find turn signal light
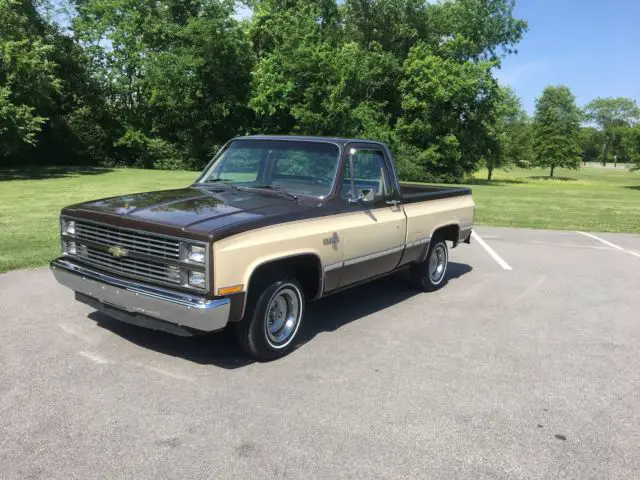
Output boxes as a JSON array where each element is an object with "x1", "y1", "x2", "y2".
[{"x1": 217, "y1": 285, "x2": 244, "y2": 296}]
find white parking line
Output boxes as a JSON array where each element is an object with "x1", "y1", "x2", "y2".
[
  {"x1": 471, "y1": 231, "x2": 513, "y2": 270},
  {"x1": 576, "y1": 231, "x2": 640, "y2": 259}
]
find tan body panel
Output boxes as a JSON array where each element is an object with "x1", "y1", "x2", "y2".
[
  {"x1": 339, "y1": 206, "x2": 407, "y2": 265},
  {"x1": 212, "y1": 194, "x2": 474, "y2": 296},
  {"x1": 404, "y1": 195, "x2": 475, "y2": 243}
]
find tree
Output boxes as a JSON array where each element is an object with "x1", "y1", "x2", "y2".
[
  {"x1": 484, "y1": 86, "x2": 531, "y2": 181},
  {"x1": 250, "y1": 0, "x2": 526, "y2": 181},
  {"x1": 248, "y1": 0, "x2": 404, "y2": 146},
  {"x1": 579, "y1": 127, "x2": 603, "y2": 164},
  {"x1": 2, "y1": 0, "x2": 529, "y2": 176},
  {"x1": 0, "y1": 0, "x2": 60, "y2": 159},
  {"x1": 621, "y1": 124, "x2": 640, "y2": 170},
  {"x1": 584, "y1": 97, "x2": 640, "y2": 166},
  {"x1": 396, "y1": 44, "x2": 501, "y2": 182},
  {"x1": 532, "y1": 85, "x2": 582, "y2": 178},
  {"x1": 73, "y1": 0, "x2": 254, "y2": 169}
]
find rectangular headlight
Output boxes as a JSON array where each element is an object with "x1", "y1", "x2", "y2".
[
  {"x1": 187, "y1": 245, "x2": 206, "y2": 263},
  {"x1": 61, "y1": 218, "x2": 75, "y2": 235},
  {"x1": 63, "y1": 240, "x2": 77, "y2": 255},
  {"x1": 188, "y1": 270, "x2": 206, "y2": 289}
]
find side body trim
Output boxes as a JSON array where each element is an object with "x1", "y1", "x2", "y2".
[
  {"x1": 322, "y1": 245, "x2": 405, "y2": 272},
  {"x1": 321, "y1": 245, "x2": 406, "y2": 294}
]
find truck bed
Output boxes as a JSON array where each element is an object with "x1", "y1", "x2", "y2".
[{"x1": 400, "y1": 184, "x2": 472, "y2": 204}]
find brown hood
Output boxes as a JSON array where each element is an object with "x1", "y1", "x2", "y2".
[{"x1": 62, "y1": 186, "x2": 327, "y2": 241}]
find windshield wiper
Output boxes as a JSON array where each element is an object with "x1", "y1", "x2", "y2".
[
  {"x1": 201, "y1": 178, "x2": 239, "y2": 189},
  {"x1": 242, "y1": 185, "x2": 298, "y2": 201},
  {"x1": 204, "y1": 177, "x2": 234, "y2": 183}
]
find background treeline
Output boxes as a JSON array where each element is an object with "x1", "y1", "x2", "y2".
[{"x1": 1, "y1": 0, "x2": 639, "y2": 182}]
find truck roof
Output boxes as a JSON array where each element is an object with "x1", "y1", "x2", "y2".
[{"x1": 232, "y1": 134, "x2": 388, "y2": 148}]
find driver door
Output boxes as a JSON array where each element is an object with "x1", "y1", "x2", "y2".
[{"x1": 336, "y1": 146, "x2": 407, "y2": 287}]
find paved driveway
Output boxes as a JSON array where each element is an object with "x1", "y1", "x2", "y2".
[{"x1": 1, "y1": 227, "x2": 639, "y2": 479}]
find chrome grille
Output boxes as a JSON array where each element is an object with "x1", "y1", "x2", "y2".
[
  {"x1": 74, "y1": 221, "x2": 180, "y2": 261},
  {"x1": 62, "y1": 218, "x2": 209, "y2": 291},
  {"x1": 77, "y1": 245, "x2": 182, "y2": 285}
]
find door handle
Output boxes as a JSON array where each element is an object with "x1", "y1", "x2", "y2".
[{"x1": 386, "y1": 200, "x2": 401, "y2": 206}]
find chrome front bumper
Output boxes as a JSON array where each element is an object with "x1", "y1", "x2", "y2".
[{"x1": 50, "y1": 258, "x2": 230, "y2": 334}]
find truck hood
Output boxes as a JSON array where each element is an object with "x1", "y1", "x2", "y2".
[{"x1": 62, "y1": 186, "x2": 322, "y2": 240}]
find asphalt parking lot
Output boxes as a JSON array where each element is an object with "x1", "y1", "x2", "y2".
[{"x1": 1, "y1": 226, "x2": 639, "y2": 480}]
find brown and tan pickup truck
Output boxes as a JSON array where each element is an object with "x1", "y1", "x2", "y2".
[{"x1": 51, "y1": 135, "x2": 474, "y2": 360}]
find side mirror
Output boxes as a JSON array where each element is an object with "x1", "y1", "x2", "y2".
[{"x1": 348, "y1": 188, "x2": 375, "y2": 204}]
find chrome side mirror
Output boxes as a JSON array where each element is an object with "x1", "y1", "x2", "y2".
[{"x1": 348, "y1": 189, "x2": 375, "y2": 204}]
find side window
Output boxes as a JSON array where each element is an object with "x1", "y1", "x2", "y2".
[{"x1": 340, "y1": 149, "x2": 392, "y2": 199}]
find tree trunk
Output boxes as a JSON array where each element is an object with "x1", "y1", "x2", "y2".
[
  {"x1": 487, "y1": 167, "x2": 493, "y2": 181},
  {"x1": 550, "y1": 165, "x2": 555, "y2": 178},
  {"x1": 602, "y1": 139, "x2": 608, "y2": 167}
]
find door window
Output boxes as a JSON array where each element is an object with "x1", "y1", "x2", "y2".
[{"x1": 340, "y1": 149, "x2": 392, "y2": 199}]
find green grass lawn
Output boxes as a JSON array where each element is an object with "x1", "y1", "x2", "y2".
[
  {"x1": 0, "y1": 165, "x2": 639, "y2": 273},
  {"x1": 0, "y1": 167, "x2": 197, "y2": 273},
  {"x1": 467, "y1": 166, "x2": 640, "y2": 233}
]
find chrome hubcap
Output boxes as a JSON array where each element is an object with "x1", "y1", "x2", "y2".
[
  {"x1": 429, "y1": 243, "x2": 447, "y2": 284},
  {"x1": 265, "y1": 287, "x2": 301, "y2": 346}
]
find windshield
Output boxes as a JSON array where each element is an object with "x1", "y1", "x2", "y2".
[{"x1": 198, "y1": 139, "x2": 341, "y2": 198}]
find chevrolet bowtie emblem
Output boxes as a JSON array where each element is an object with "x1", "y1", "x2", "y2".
[{"x1": 108, "y1": 245, "x2": 127, "y2": 258}]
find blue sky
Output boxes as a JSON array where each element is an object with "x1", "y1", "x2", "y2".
[{"x1": 496, "y1": 0, "x2": 640, "y2": 114}]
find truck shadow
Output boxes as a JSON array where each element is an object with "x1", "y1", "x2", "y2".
[
  {"x1": 299, "y1": 262, "x2": 472, "y2": 343},
  {"x1": 89, "y1": 261, "x2": 472, "y2": 369},
  {"x1": 89, "y1": 312, "x2": 254, "y2": 369}
]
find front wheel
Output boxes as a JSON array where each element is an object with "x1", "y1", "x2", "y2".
[
  {"x1": 410, "y1": 238, "x2": 449, "y2": 292},
  {"x1": 234, "y1": 275, "x2": 305, "y2": 361}
]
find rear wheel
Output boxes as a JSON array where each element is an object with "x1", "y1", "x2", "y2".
[
  {"x1": 234, "y1": 273, "x2": 305, "y2": 361},
  {"x1": 410, "y1": 238, "x2": 449, "y2": 292}
]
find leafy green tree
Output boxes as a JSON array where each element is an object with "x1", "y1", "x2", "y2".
[
  {"x1": 623, "y1": 124, "x2": 640, "y2": 171},
  {"x1": 532, "y1": 85, "x2": 582, "y2": 178},
  {"x1": 341, "y1": 0, "x2": 434, "y2": 59},
  {"x1": 73, "y1": 0, "x2": 253, "y2": 168},
  {"x1": 0, "y1": 0, "x2": 60, "y2": 158},
  {"x1": 250, "y1": 0, "x2": 525, "y2": 182},
  {"x1": 396, "y1": 43, "x2": 501, "y2": 182},
  {"x1": 584, "y1": 97, "x2": 640, "y2": 166},
  {"x1": 249, "y1": 2, "x2": 400, "y2": 141},
  {"x1": 484, "y1": 86, "x2": 531, "y2": 180},
  {"x1": 0, "y1": 0, "x2": 113, "y2": 165},
  {"x1": 579, "y1": 127, "x2": 603, "y2": 164},
  {"x1": 430, "y1": 0, "x2": 527, "y2": 62},
  {"x1": 1, "y1": 0, "x2": 529, "y2": 177}
]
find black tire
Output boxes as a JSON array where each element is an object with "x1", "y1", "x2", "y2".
[
  {"x1": 234, "y1": 273, "x2": 305, "y2": 361},
  {"x1": 410, "y1": 237, "x2": 449, "y2": 292}
]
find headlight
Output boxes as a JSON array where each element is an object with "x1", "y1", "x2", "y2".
[
  {"x1": 63, "y1": 240, "x2": 77, "y2": 255},
  {"x1": 187, "y1": 244, "x2": 206, "y2": 263},
  {"x1": 188, "y1": 270, "x2": 206, "y2": 288},
  {"x1": 61, "y1": 218, "x2": 75, "y2": 235}
]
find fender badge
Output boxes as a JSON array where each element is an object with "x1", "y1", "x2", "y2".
[{"x1": 323, "y1": 232, "x2": 340, "y2": 249}]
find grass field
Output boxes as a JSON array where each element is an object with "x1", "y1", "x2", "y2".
[
  {"x1": 467, "y1": 166, "x2": 640, "y2": 233},
  {"x1": 0, "y1": 167, "x2": 196, "y2": 273},
  {"x1": 0, "y1": 165, "x2": 639, "y2": 273}
]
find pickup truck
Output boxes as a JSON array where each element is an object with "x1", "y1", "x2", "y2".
[{"x1": 51, "y1": 135, "x2": 474, "y2": 360}]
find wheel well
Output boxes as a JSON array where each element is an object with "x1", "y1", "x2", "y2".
[
  {"x1": 248, "y1": 254, "x2": 322, "y2": 301},
  {"x1": 433, "y1": 224, "x2": 460, "y2": 246}
]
